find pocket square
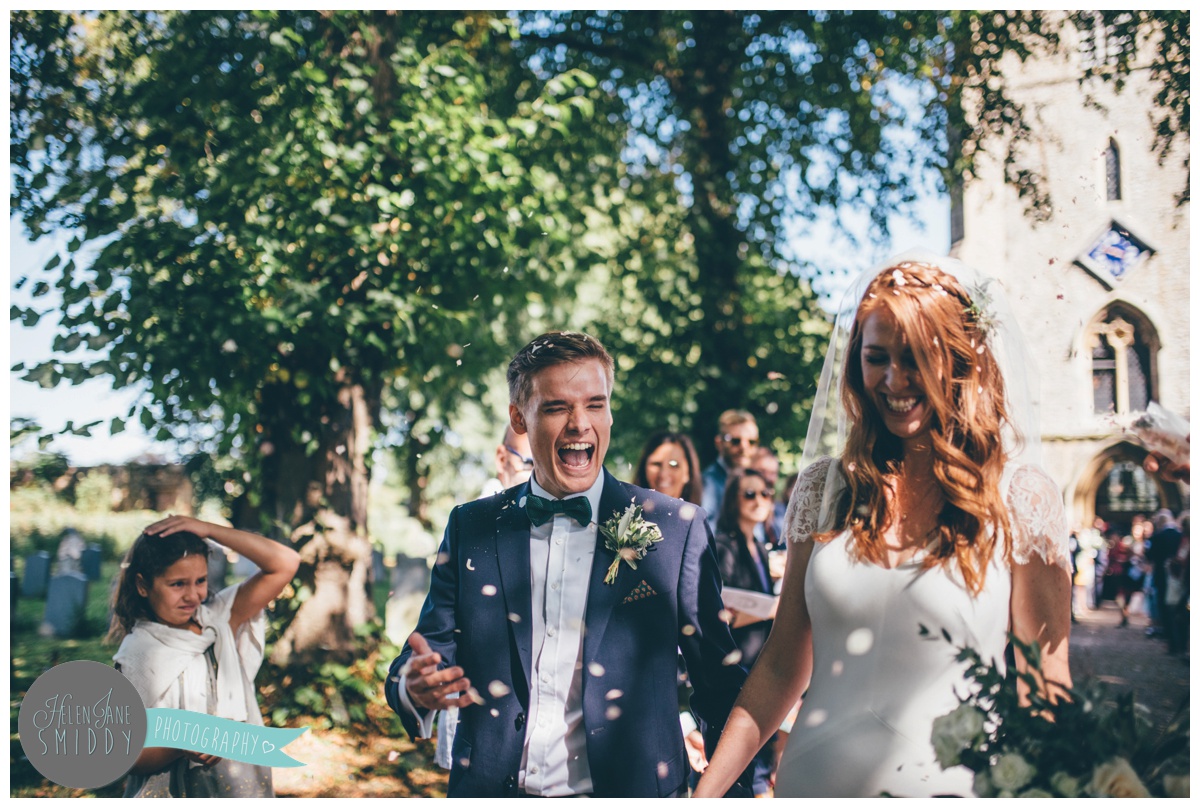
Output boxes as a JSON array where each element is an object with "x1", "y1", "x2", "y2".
[{"x1": 622, "y1": 579, "x2": 658, "y2": 604}]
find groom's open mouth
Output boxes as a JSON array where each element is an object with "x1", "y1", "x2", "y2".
[{"x1": 558, "y1": 442, "x2": 595, "y2": 469}]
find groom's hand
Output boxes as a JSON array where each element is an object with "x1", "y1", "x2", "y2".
[{"x1": 404, "y1": 631, "x2": 475, "y2": 711}]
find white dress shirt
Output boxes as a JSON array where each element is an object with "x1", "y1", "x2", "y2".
[
  {"x1": 518, "y1": 473, "x2": 602, "y2": 796},
  {"x1": 397, "y1": 473, "x2": 604, "y2": 796}
]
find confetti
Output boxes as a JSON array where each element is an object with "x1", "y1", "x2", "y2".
[
  {"x1": 587, "y1": 662, "x2": 605, "y2": 677},
  {"x1": 481, "y1": 584, "x2": 497, "y2": 596},
  {"x1": 488, "y1": 681, "x2": 511, "y2": 698},
  {"x1": 606, "y1": 705, "x2": 622, "y2": 720},
  {"x1": 722, "y1": 649, "x2": 743, "y2": 666},
  {"x1": 605, "y1": 689, "x2": 623, "y2": 701}
]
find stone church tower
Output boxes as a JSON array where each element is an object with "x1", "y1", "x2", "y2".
[{"x1": 952, "y1": 16, "x2": 1190, "y2": 532}]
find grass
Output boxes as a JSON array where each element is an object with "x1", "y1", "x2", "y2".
[{"x1": 10, "y1": 560, "x2": 128, "y2": 797}]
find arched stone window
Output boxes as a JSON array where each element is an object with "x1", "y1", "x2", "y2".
[
  {"x1": 1087, "y1": 303, "x2": 1158, "y2": 415},
  {"x1": 1105, "y1": 138, "x2": 1121, "y2": 201}
]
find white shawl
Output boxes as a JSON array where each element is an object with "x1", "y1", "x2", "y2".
[{"x1": 113, "y1": 581, "x2": 266, "y2": 727}]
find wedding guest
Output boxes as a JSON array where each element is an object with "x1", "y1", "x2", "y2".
[
  {"x1": 110, "y1": 516, "x2": 300, "y2": 797},
  {"x1": 1104, "y1": 536, "x2": 1139, "y2": 618},
  {"x1": 436, "y1": 424, "x2": 536, "y2": 772},
  {"x1": 385, "y1": 331, "x2": 751, "y2": 797},
  {"x1": 1146, "y1": 509, "x2": 1183, "y2": 640},
  {"x1": 751, "y1": 446, "x2": 787, "y2": 547},
  {"x1": 479, "y1": 425, "x2": 534, "y2": 498},
  {"x1": 712, "y1": 467, "x2": 780, "y2": 795},
  {"x1": 695, "y1": 253, "x2": 1072, "y2": 798},
  {"x1": 701, "y1": 409, "x2": 759, "y2": 529},
  {"x1": 632, "y1": 430, "x2": 703, "y2": 505},
  {"x1": 1166, "y1": 513, "x2": 1189, "y2": 656}
]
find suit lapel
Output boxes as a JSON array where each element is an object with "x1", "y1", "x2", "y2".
[
  {"x1": 583, "y1": 471, "x2": 641, "y2": 663},
  {"x1": 495, "y1": 482, "x2": 534, "y2": 694}
]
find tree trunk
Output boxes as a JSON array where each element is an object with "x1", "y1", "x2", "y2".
[{"x1": 269, "y1": 375, "x2": 376, "y2": 667}]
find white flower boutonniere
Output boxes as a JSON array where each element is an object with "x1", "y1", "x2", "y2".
[{"x1": 600, "y1": 502, "x2": 664, "y2": 585}]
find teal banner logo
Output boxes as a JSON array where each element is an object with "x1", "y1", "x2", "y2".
[{"x1": 145, "y1": 708, "x2": 307, "y2": 767}]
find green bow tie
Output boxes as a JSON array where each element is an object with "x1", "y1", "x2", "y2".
[{"x1": 525, "y1": 493, "x2": 592, "y2": 527}]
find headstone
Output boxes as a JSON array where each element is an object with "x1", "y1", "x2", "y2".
[
  {"x1": 390, "y1": 552, "x2": 431, "y2": 596},
  {"x1": 81, "y1": 543, "x2": 103, "y2": 581},
  {"x1": 231, "y1": 553, "x2": 259, "y2": 581},
  {"x1": 39, "y1": 572, "x2": 89, "y2": 638},
  {"x1": 55, "y1": 529, "x2": 87, "y2": 576},
  {"x1": 205, "y1": 540, "x2": 229, "y2": 594},
  {"x1": 22, "y1": 551, "x2": 51, "y2": 598},
  {"x1": 372, "y1": 548, "x2": 386, "y2": 584},
  {"x1": 385, "y1": 553, "x2": 432, "y2": 645}
]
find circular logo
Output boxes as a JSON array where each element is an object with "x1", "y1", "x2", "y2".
[{"x1": 17, "y1": 660, "x2": 148, "y2": 789}]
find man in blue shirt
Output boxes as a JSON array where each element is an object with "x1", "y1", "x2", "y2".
[{"x1": 701, "y1": 409, "x2": 759, "y2": 530}]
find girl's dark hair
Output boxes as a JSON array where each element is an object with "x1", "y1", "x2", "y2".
[
  {"x1": 716, "y1": 467, "x2": 771, "y2": 538},
  {"x1": 106, "y1": 530, "x2": 210, "y2": 643}
]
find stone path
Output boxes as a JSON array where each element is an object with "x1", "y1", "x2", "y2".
[{"x1": 1069, "y1": 596, "x2": 1190, "y2": 735}]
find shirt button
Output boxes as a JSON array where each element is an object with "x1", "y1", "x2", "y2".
[
  {"x1": 555, "y1": 538, "x2": 563, "y2": 545},
  {"x1": 547, "y1": 626, "x2": 557, "y2": 637},
  {"x1": 530, "y1": 765, "x2": 539, "y2": 775},
  {"x1": 541, "y1": 672, "x2": 551, "y2": 683},
  {"x1": 551, "y1": 582, "x2": 560, "y2": 591},
  {"x1": 538, "y1": 715, "x2": 547, "y2": 726}
]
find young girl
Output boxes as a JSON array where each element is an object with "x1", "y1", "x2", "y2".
[{"x1": 109, "y1": 515, "x2": 300, "y2": 798}]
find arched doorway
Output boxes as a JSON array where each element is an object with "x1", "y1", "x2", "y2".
[{"x1": 1073, "y1": 441, "x2": 1184, "y2": 534}]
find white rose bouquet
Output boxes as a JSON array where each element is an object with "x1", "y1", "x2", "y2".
[{"x1": 927, "y1": 627, "x2": 1189, "y2": 798}]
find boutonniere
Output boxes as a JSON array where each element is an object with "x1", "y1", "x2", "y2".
[{"x1": 600, "y1": 502, "x2": 664, "y2": 585}]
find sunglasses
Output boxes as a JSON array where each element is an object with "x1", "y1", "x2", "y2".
[
  {"x1": 505, "y1": 445, "x2": 535, "y2": 469},
  {"x1": 742, "y1": 488, "x2": 774, "y2": 501},
  {"x1": 721, "y1": 434, "x2": 759, "y2": 447}
]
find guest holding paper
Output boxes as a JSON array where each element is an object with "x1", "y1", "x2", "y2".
[
  {"x1": 712, "y1": 467, "x2": 780, "y2": 795},
  {"x1": 108, "y1": 516, "x2": 300, "y2": 797}
]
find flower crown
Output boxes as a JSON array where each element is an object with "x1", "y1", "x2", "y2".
[{"x1": 881, "y1": 263, "x2": 999, "y2": 341}]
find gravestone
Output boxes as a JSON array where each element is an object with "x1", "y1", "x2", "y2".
[
  {"x1": 81, "y1": 543, "x2": 103, "y2": 581},
  {"x1": 205, "y1": 540, "x2": 229, "y2": 594},
  {"x1": 39, "y1": 572, "x2": 89, "y2": 638},
  {"x1": 372, "y1": 548, "x2": 386, "y2": 584},
  {"x1": 385, "y1": 553, "x2": 432, "y2": 644},
  {"x1": 55, "y1": 529, "x2": 86, "y2": 576},
  {"x1": 22, "y1": 551, "x2": 51, "y2": 598}
]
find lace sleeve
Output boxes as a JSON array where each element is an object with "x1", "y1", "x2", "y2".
[
  {"x1": 784, "y1": 456, "x2": 836, "y2": 545},
  {"x1": 1007, "y1": 464, "x2": 1071, "y2": 573}
]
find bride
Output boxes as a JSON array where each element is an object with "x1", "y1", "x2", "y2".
[{"x1": 694, "y1": 253, "x2": 1072, "y2": 798}]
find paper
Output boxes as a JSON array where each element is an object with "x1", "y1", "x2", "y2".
[{"x1": 721, "y1": 587, "x2": 778, "y2": 620}]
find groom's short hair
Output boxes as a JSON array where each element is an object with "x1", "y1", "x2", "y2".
[{"x1": 507, "y1": 331, "x2": 615, "y2": 408}]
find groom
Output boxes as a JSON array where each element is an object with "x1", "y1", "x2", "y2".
[{"x1": 385, "y1": 331, "x2": 750, "y2": 797}]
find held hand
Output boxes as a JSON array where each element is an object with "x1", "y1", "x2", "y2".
[
  {"x1": 1143, "y1": 451, "x2": 1190, "y2": 484},
  {"x1": 144, "y1": 515, "x2": 212, "y2": 540},
  {"x1": 404, "y1": 632, "x2": 475, "y2": 712},
  {"x1": 684, "y1": 728, "x2": 709, "y2": 773}
]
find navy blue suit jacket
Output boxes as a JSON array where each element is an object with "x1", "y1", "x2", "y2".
[{"x1": 385, "y1": 469, "x2": 748, "y2": 797}]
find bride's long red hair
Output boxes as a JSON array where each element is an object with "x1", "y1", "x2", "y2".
[{"x1": 816, "y1": 262, "x2": 1017, "y2": 595}]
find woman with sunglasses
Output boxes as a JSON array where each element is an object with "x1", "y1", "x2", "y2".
[{"x1": 712, "y1": 467, "x2": 781, "y2": 795}]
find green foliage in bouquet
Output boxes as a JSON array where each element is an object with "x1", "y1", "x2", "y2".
[{"x1": 924, "y1": 625, "x2": 1189, "y2": 797}]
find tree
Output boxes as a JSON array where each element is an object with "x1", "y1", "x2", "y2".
[
  {"x1": 10, "y1": 10, "x2": 609, "y2": 665},
  {"x1": 519, "y1": 10, "x2": 1189, "y2": 461}
]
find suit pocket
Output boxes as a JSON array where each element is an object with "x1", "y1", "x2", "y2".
[{"x1": 655, "y1": 747, "x2": 688, "y2": 797}]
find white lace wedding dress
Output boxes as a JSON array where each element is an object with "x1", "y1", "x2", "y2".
[{"x1": 772, "y1": 456, "x2": 1070, "y2": 798}]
